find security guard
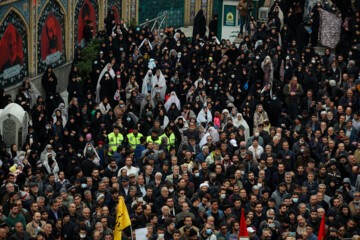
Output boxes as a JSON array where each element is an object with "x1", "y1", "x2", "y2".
[
  {"x1": 160, "y1": 127, "x2": 176, "y2": 151},
  {"x1": 108, "y1": 125, "x2": 124, "y2": 156},
  {"x1": 146, "y1": 129, "x2": 162, "y2": 145},
  {"x1": 127, "y1": 128, "x2": 143, "y2": 150}
]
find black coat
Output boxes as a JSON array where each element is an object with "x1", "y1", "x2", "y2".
[{"x1": 193, "y1": 10, "x2": 207, "y2": 39}]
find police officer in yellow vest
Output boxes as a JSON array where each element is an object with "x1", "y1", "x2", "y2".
[
  {"x1": 146, "y1": 129, "x2": 162, "y2": 145},
  {"x1": 108, "y1": 125, "x2": 124, "y2": 156},
  {"x1": 127, "y1": 128, "x2": 143, "y2": 150},
  {"x1": 160, "y1": 127, "x2": 176, "y2": 151}
]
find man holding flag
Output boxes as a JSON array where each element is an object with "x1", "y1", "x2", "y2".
[
  {"x1": 317, "y1": 212, "x2": 326, "y2": 240},
  {"x1": 114, "y1": 196, "x2": 131, "y2": 240}
]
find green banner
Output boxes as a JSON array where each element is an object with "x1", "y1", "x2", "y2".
[{"x1": 223, "y1": 5, "x2": 236, "y2": 26}]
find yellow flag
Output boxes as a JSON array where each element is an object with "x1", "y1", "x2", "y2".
[{"x1": 114, "y1": 197, "x2": 131, "y2": 240}]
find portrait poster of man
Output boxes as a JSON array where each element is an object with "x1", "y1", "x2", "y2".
[
  {"x1": 40, "y1": 13, "x2": 63, "y2": 61},
  {"x1": 77, "y1": 0, "x2": 96, "y2": 44},
  {"x1": 0, "y1": 23, "x2": 23, "y2": 74}
]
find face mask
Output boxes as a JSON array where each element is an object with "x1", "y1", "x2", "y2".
[
  {"x1": 195, "y1": 172, "x2": 200, "y2": 177},
  {"x1": 117, "y1": 75, "x2": 120, "y2": 78},
  {"x1": 231, "y1": 75, "x2": 235, "y2": 78},
  {"x1": 255, "y1": 132, "x2": 260, "y2": 137},
  {"x1": 312, "y1": 60, "x2": 316, "y2": 64},
  {"x1": 293, "y1": 198, "x2": 298, "y2": 203},
  {"x1": 300, "y1": 149, "x2": 304, "y2": 153},
  {"x1": 160, "y1": 33, "x2": 164, "y2": 36},
  {"x1": 120, "y1": 105, "x2": 124, "y2": 108},
  {"x1": 332, "y1": 8, "x2": 336, "y2": 10},
  {"x1": 206, "y1": 229, "x2": 212, "y2": 235},
  {"x1": 136, "y1": 27, "x2": 140, "y2": 31},
  {"x1": 256, "y1": 56, "x2": 260, "y2": 60},
  {"x1": 169, "y1": 188, "x2": 174, "y2": 193},
  {"x1": 138, "y1": 197, "x2": 143, "y2": 202},
  {"x1": 269, "y1": 223, "x2": 275, "y2": 228},
  {"x1": 77, "y1": 153, "x2": 81, "y2": 158},
  {"x1": 299, "y1": 141, "x2": 304, "y2": 144},
  {"x1": 257, "y1": 183, "x2": 262, "y2": 188},
  {"x1": 272, "y1": 97, "x2": 277, "y2": 100},
  {"x1": 50, "y1": 96, "x2": 54, "y2": 100},
  {"x1": 158, "y1": 234, "x2": 164, "y2": 238},
  {"x1": 177, "y1": 43, "x2": 180, "y2": 47},
  {"x1": 88, "y1": 147, "x2": 92, "y2": 151},
  {"x1": 80, "y1": 234, "x2": 86, "y2": 238},
  {"x1": 221, "y1": 194, "x2": 226, "y2": 199},
  {"x1": 81, "y1": 184, "x2": 87, "y2": 188},
  {"x1": 240, "y1": 170, "x2": 245, "y2": 175},
  {"x1": 127, "y1": 118, "x2": 131, "y2": 121}
]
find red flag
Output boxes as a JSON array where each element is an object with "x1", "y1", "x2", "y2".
[
  {"x1": 317, "y1": 213, "x2": 326, "y2": 240},
  {"x1": 238, "y1": 208, "x2": 248, "y2": 238}
]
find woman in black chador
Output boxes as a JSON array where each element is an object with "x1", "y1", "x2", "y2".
[{"x1": 193, "y1": 10, "x2": 206, "y2": 39}]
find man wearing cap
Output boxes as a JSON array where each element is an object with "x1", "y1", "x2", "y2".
[
  {"x1": 127, "y1": 128, "x2": 143, "y2": 150},
  {"x1": 271, "y1": 182, "x2": 288, "y2": 208},
  {"x1": 107, "y1": 125, "x2": 124, "y2": 156},
  {"x1": 146, "y1": 129, "x2": 162, "y2": 145}
]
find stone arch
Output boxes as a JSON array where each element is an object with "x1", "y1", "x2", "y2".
[
  {"x1": 37, "y1": 0, "x2": 67, "y2": 23},
  {"x1": 0, "y1": 7, "x2": 30, "y2": 33}
]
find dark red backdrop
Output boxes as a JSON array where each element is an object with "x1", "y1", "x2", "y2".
[
  {"x1": 77, "y1": 0, "x2": 96, "y2": 43},
  {"x1": 0, "y1": 23, "x2": 23, "y2": 72},
  {"x1": 41, "y1": 13, "x2": 63, "y2": 61}
]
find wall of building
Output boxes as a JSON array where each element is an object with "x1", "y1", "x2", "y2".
[{"x1": 0, "y1": 0, "x2": 214, "y2": 98}]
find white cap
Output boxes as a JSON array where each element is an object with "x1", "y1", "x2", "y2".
[
  {"x1": 247, "y1": 227, "x2": 255, "y2": 233},
  {"x1": 199, "y1": 183, "x2": 209, "y2": 189},
  {"x1": 230, "y1": 139, "x2": 238, "y2": 147}
]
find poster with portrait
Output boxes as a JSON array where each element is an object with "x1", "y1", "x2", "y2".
[
  {"x1": 40, "y1": 14, "x2": 63, "y2": 61},
  {"x1": 37, "y1": 1, "x2": 66, "y2": 74},
  {"x1": 108, "y1": 0, "x2": 122, "y2": 24},
  {"x1": 0, "y1": 11, "x2": 28, "y2": 88},
  {"x1": 75, "y1": 0, "x2": 98, "y2": 46}
]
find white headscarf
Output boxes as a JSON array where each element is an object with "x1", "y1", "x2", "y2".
[
  {"x1": 142, "y1": 70, "x2": 153, "y2": 95},
  {"x1": 151, "y1": 69, "x2": 167, "y2": 100},
  {"x1": 164, "y1": 91, "x2": 181, "y2": 111},
  {"x1": 197, "y1": 107, "x2": 213, "y2": 125},
  {"x1": 83, "y1": 143, "x2": 100, "y2": 165},
  {"x1": 233, "y1": 113, "x2": 250, "y2": 140},
  {"x1": 139, "y1": 38, "x2": 153, "y2": 50},
  {"x1": 96, "y1": 64, "x2": 115, "y2": 103},
  {"x1": 208, "y1": 126, "x2": 220, "y2": 143}
]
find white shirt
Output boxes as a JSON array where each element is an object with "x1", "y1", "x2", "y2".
[{"x1": 118, "y1": 166, "x2": 138, "y2": 177}]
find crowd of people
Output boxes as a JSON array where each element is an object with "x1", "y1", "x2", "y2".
[{"x1": 0, "y1": 0, "x2": 360, "y2": 239}]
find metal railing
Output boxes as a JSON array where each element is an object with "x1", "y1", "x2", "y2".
[{"x1": 139, "y1": 11, "x2": 168, "y2": 32}]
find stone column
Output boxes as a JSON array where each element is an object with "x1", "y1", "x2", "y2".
[
  {"x1": 29, "y1": 0, "x2": 36, "y2": 77},
  {"x1": 65, "y1": 0, "x2": 71, "y2": 61}
]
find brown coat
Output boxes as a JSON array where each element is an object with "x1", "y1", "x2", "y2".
[
  {"x1": 26, "y1": 221, "x2": 46, "y2": 238},
  {"x1": 237, "y1": 0, "x2": 253, "y2": 16}
]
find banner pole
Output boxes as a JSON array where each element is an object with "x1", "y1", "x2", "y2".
[{"x1": 130, "y1": 225, "x2": 134, "y2": 240}]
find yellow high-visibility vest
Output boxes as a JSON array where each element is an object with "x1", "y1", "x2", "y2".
[
  {"x1": 108, "y1": 132, "x2": 124, "y2": 156},
  {"x1": 127, "y1": 132, "x2": 143, "y2": 149}
]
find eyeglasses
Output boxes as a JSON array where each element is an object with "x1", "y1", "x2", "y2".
[{"x1": 221, "y1": 228, "x2": 227, "y2": 231}]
